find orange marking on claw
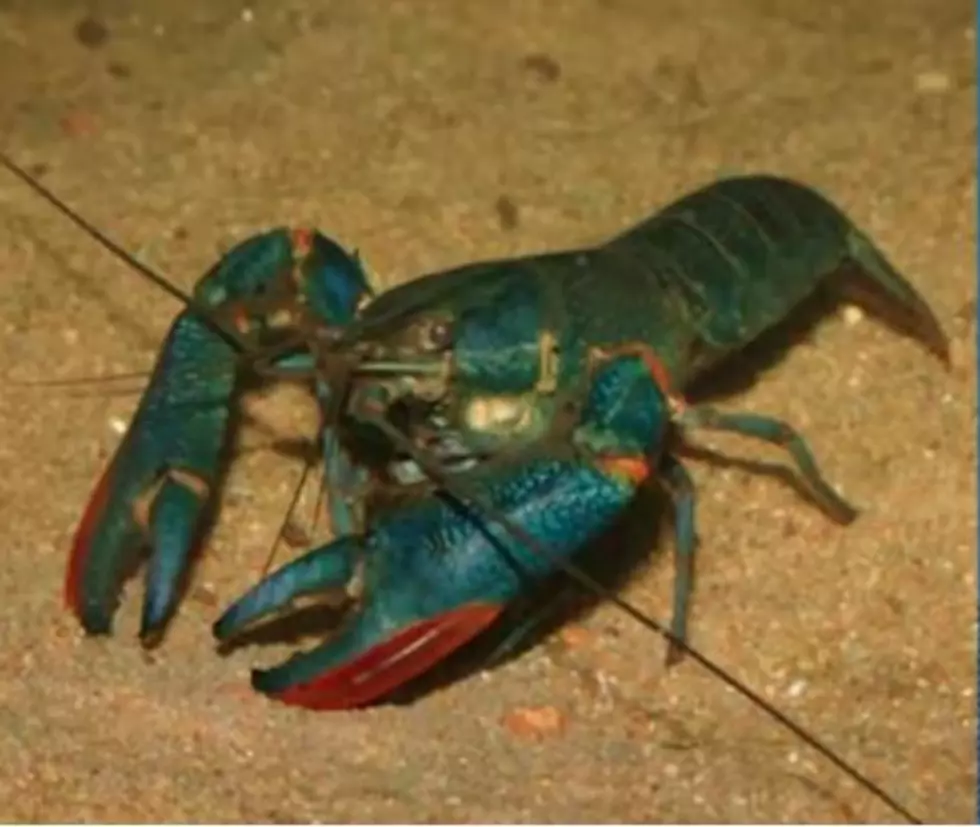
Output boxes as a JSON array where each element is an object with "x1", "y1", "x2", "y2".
[
  {"x1": 595, "y1": 342, "x2": 686, "y2": 413},
  {"x1": 597, "y1": 455, "x2": 651, "y2": 485},
  {"x1": 290, "y1": 227, "x2": 314, "y2": 259},
  {"x1": 289, "y1": 228, "x2": 314, "y2": 292}
]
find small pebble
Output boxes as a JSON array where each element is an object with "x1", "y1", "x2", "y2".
[
  {"x1": 954, "y1": 296, "x2": 976, "y2": 322},
  {"x1": 281, "y1": 520, "x2": 312, "y2": 548},
  {"x1": 842, "y1": 304, "x2": 864, "y2": 326},
  {"x1": 74, "y1": 15, "x2": 109, "y2": 49},
  {"x1": 521, "y1": 53, "x2": 562, "y2": 83},
  {"x1": 559, "y1": 625, "x2": 592, "y2": 650},
  {"x1": 786, "y1": 678, "x2": 807, "y2": 698},
  {"x1": 191, "y1": 584, "x2": 219, "y2": 607},
  {"x1": 915, "y1": 70, "x2": 951, "y2": 93},
  {"x1": 494, "y1": 195, "x2": 520, "y2": 230},
  {"x1": 502, "y1": 705, "x2": 566, "y2": 740},
  {"x1": 60, "y1": 110, "x2": 97, "y2": 138},
  {"x1": 241, "y1": 8, "x2": 255, "y2": 23},
  {"x1": 107, "y1": 61, "x2": 132, "y2": 79},
  {"x1": 948, "y1": 338, "x2": 969, "y2": 372},
  {"x1": 108, "y1": 416, "x2": 127, "y2": 435}
]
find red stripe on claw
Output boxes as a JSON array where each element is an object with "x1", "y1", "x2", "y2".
[
  {"x1": 64, "y1": 459, "x2": 116, "y2": 615},
  {"x1": 276, "y1": 603, "x2": 504, "y2": 711}
]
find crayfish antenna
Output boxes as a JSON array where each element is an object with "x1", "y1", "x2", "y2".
[
  {"x1": 258, "y1": 444, "x2": 320, "y2": 578},
  {"x1": 0, "y1": 150, "x2": 245, "y2": 353},
  {"x1": 365, "y1": 413, "x2": 924, "y2": 826}
]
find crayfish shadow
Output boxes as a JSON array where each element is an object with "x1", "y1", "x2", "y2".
[{"x1": 382, "y1": 485, "x2": 669, "y2": 708}]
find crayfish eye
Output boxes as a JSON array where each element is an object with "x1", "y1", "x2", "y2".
[
  {"x1": 419, "y1": 318, "x2": 453, "y2": 351},
  {"x1": 199, "y1": 284, "x2": 228, "y2": 306}
]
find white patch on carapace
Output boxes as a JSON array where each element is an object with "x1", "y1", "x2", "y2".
[{"x1": 463, "y1": 395, "x2": 533, "y2": 435}]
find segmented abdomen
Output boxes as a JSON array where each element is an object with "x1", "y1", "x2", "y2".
[{"x1": 546, "y1": 176, "x2": 856, "y2": 388}]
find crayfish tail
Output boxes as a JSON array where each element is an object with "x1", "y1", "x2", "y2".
[{"x1": 842, "y1": 230, "x2": 951, "y2": 367}]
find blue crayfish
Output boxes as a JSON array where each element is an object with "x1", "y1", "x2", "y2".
[
  {"x1": 2, "y1": 154, "x2": 946, "y2": 824},
  {"x1": 213, "y1": 174, "x2": 948, "y2": 707}
]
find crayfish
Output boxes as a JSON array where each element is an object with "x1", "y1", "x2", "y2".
[{"x1": 3, "y1": 154, "x2": 947, "y2": 824}]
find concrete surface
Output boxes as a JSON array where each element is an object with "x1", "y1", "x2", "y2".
[{"x1": 0, "y1": 0, "x2": 975, "y2": 822}]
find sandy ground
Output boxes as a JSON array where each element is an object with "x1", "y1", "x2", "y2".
[{"x1": 0, "y1": 0, "x2": 975, "y2": 822}]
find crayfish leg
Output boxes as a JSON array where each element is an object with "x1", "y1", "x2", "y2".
[
  {"x1": 252, "y1": 603, "x2": 503, "y2": 711},
  {"x1": 677, "y1": 405, "x2": 859, "y2": 525},
  {"x1": 660, "y1": 456, "x2": 697, "y2": 667}
]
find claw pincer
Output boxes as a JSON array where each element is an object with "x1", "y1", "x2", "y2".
[
  {"x1": 67, "y1": 228, "x2": 373, "y2": 640},
  {"x1": 214, "y1": 355, "x2": 667, "y2": 708}
]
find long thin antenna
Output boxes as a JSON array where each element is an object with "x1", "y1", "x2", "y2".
[
  {"x1": 260, "y1": 455, "x2": 318, "y2": 577},
  {"x1": 8, "y1": 370, "x2": 154, "y2": 388},
  {"x1": 0, "y1": 151, "x2": 245, "y2": 352},
  {"x1": 2, "y1": 147, "x2": 922, "y2": 824},
  {"x1": 366, "y1": 413, "x2": 923, "y2": 825}
]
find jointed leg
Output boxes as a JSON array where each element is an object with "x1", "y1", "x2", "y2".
[
  {"x1": 677, "y1": 405, "x2": 858, "y2": 524},
  {"x1": 659, "y1": 455, "x2": 697, "y2": 666}
]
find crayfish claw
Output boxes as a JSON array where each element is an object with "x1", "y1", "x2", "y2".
[
  {"x1": 213, "y1": 537, "x2": 359, "y2": 641},
  {"x1": 69, "y1": 481, "x2": 145, "y2": 636},
  {"x1": 65, "y1": 303, "x2": 244, "y2": 637},
  {"x1": 249, "y1": 602, "x2": 503, "y2": 711},
  {"x1": 139, "y1": 472, "x2": 210, "y2": 641},
  {"x1": 62, "y1": 225, "x2": 374, "y2": 641}
]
